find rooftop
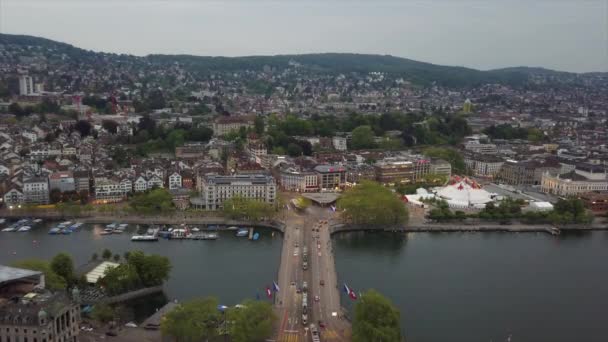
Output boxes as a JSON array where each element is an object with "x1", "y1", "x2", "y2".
[{"x1": 0, "y1": 265, "x2": 42, "y2": 286}]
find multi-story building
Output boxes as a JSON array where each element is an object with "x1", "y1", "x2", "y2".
[
  {"x1": 464, "y1": 141, "x2": 498, "y2": 154},
  {"x1": 541, "y1": 164, "x2": 608, "y2": 197},
  {"x1": 168, "y1": 172, "x2": 183, "y2": 190},
  {"x1": 247, "y1": 142, "x2": 267, "y2": 157},
  {"x1": 199, "y1": 174, "x2": 276, "y2": 210},
  {"x1": 429, "y1": 159, "x2": 452, "y2": 178},
  {"x1": 94, "y1": 178, "x2": 127, "y2": 203},
  {"x1": 0, "y1": 265, "x2": 81, "y2": 342},
  {"x1": 332, "y1": 136, "x2": 347, "y2": 151},
  {"x1": 23, "y1": 177, "x2": 50, "y2": 204},
  {"x1": 18, "y1": 75, "x2": 34, "y2": 95},
  {"x1": 464, "y1": 153, "x2": 504, "y2": 178},
  {"x1": 374, "y1": 159, "x2": 414, "y2": 185},
  {"x1": 147, "y1": 175, "x2": 164, "y2": 189},
  {"x1": 73, "y1": 170, "x2": 90, "y2": 195},
  {"x1": 498, "y1": 158, "x2": 561, "y2": 186},
  {"x1": 3, "y1": 187, "x2": 24, "y2": 207},
  {"x1": 579, "y1": 192, "x2": 608, "y2": 213},
  {"x1": 49, "y1": 171, "x2": 76, "y2": 193},
  {"x1": 134, "y1": 176, "x2": 148, "y2": 192},
  {"x1": 212, "y1": 116, "x2": 253, "y2": 136},
  {"x1": 314, "y1": 164, "x2": 347, "y2": 190},
  {"x1": 346, "y1": 164, "x2": 376, "y2": 185},
  {"x1": 175, "y1": 144, "x2": 206, "y2": 159},
  {"x1": 279, "y1": 167, "x2": 319, "y2": 192}
]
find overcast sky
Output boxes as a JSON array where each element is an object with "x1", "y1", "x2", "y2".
[{"x1": 1, "y1": 0, "x2": 606, "y2": 72}]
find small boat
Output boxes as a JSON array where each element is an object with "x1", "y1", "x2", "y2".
[
  {"x1": 61, "y1": 229, "x2": 72, "y2": 235},
  {"x1": 207, "y1": 225, "x2": 219, "y2": 231},
  {"x1": 191, "y1": 227, "x2": 200, "y2": 232},
  {"x1": 60, "y1": 221, "x2": 72, "y2": 226},
  {"x1": 106, "y1": 223, "x2": 117, "y2": 229},
  {"x1": 33, "y1": 219, "x2": 43, "y2": 224},
  {"x1": 203, "y1": 232, "x2": 218, "y2": 240},
  {"x1": 131, "y1": 235, "x2": 158, "y2": 242},
  {"x1": 48, "y1": 227, "x2": 61, "y2": 235},
  {"x1": 0, "y1": 218, "x2": 5, "y2": 225},
  {"x1": 170, "y1": 228, "x2": 188, "y2": 239},
  {"x1": 118, "y1": 223, "x2": 129, "y2": 230},
  {"x1": 2, "y1": 227, "x2": 15, "y2": 232},
  {"x1": 252, "y1": 232, "x2": 260, "y2": 241},
  {"x1": 236, "y1": 228, "x2": 249, "y2": 237},
  {"x1": 227, "y1": 226, "x2": 239, "y2": 231},
  {"x1": 69, "y1": 222, "x2": 84, "y2": 230},
  {"x1": 17, "y1": 226, "x2": 32, "y2": 232}
]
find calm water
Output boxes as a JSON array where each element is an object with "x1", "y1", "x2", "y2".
[
  {"x1": 0, "y1": 223, "x2": 282, "y2": 307},
  {"x1": 333, "y1": 231, "x2": 608, "y2": 342}
]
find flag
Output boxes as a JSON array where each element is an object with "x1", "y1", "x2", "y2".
[
  {"x1": 273, "y1": 281, "x2": 280, "y2": 292},
  {"x1": 266, "y1": 286, "x2": 272, "y2": 298},
  {"x1": 343, "y1": 283, "x2": 357, "y2": 300}
]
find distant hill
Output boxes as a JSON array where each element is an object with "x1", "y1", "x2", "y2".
[{"x1": 0, "y1": 33, "x2": 575, "y2": 88}]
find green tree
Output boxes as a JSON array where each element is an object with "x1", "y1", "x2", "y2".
[
  {"x1": 222, "y1": 196, "x2": 275, "y2": 221},
  {"x1": 130, "y1": 188, "x2": 174, "y2": 214},
  {"x1": 254, "y1": 116, "x2": 265, "y2": 135},
  {"x1": 92, "y1": 303, "x2": 115, "y2": 323},
  {"x1": 50, "y1": 253, "x2": 75, "y2": 286},
  {"x1": 99, "y1": 263, "x2": 141, "y2": 295},
  {"x1": 127, "y1": 251, "x2": 171, "y2": 287},
  {"x1": 230, "y1": 300, "x2": 276, "y2": 342},
  {"x1": 11, "y1": 259, "x2": 67, "y2": 290},
  {"x1": 161, "y1": 297, "x2": 221, "y2": 341},
  {"x1": 353, "y1": 289, "x2": 402, "y2": 342},
  {"x1": 338, "y1": 181, "x2": 408, "y2": 226},
  {"x1": 286, "y1": 143, "x2": 303, "y2": 157},
  {"x1": 102, "y1": 249, "x2": 112, "y2": 260},
  {"x1": 350, "y1": 125, "x2": 376, "y2": 150}
]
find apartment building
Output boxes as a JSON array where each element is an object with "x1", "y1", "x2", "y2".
[{"x1": 200, "y1": 174, "x2": 276, "y2": 210}]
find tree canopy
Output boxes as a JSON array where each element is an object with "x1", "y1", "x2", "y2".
[
  {"x1": 99, "y1": 250, "x2": 171, "y2": 295},
  {"x1": 338, "y1": 181, "x2": 408, "y2": 227},
  {"x1": 350, "y1": 125, "x2": 376, "y2": 150},
  {"x1": 229, "y1": 300, "x2": 276, "y2": 342},
  {"x1": 50, "y1": 253, "x2": 75, "y2": 287},
  {"x1": 353, "y1": 289, "x2": 402, "y2": 342},
  {"x1": 129, "y1": 188, "x2": 174, "y2": 214},
  {"x1": 12, "y1": 258, "x2": 67, "y2": 290},
  {"x1": 161, "y1": 297, "x2": 221, "y2": 341},
  {"x1": 222, "y1": 196, "x2": 275, "y2": 221}
]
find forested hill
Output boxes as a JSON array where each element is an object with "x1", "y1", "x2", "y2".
[{"x1": 0, "y1": 33, "x2": 574, "y2": 87}]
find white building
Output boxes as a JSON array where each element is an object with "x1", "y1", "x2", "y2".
[
  {"x1": 212, "y1": 116, "x2": 253, "y2": 136},
  {"x1": 464, "y1": 153, "x2": 504, "y2": 178},
  {"x1": 147, "y1": 175, "x2": 164, "y2": 189},
  {"x1": 3, "y1": 188, "x2": 24, "y2": 207},
  {"x1": 19, "y1": 75, "x2": 34, "y2": 96},
  {"x1": 168, "y1": 172, "x2": 182, "y2": 190},
  {"x1": 23, "y1": 177, "x2": 50, "y2": 204},
  {"x1": 134, "y1": 176, "x2": 148, "y2": 192},
  {"x1": 94, "y1": 179, "x2": 127, "y2": 203},
  {"x1": 200, "y1": 174, "x2": 276, "y2": 210},
  {"x1": 464, "y1": 141, "x2": 498, "y2": 154},
  {"x1": 332, "y1": 136, "x2": 347, "y2": 151},
  {"x1": 279, "y1": 167, "x2": 319, "y2": 192}
]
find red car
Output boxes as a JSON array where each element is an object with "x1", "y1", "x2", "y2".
[{"x1": 318, "y1": 320, "x2": 326, "y2": 329}]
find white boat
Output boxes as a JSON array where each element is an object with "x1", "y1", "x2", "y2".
[
  {"x1": 17, "y1": 226, "x2": 31, "y2": 232},
  {"x1": 60, "y1": 221, "x2": 72, "y2": 226},
  {"x1": 191, "y1": 227, "x2": 200, "y2": 232},
  {"x1": 106, "y1": 223, "x2": 117, "y2": 229},
  {"x1": 33, "y1": 219, "x2": 43, "y2": 224},
  {"x1": 117, "y1": 224, "x2": 128, "y2": 230},
  {"x1": 236, "y1": 228, "x2": 249, "y2": 237},
  {"x1": 2, "y1": 227, "x2": 15, "y2": 232},
  {"x1": 0, "y1": 218, "x2": 6, "y2": 225},
  {"x1": 227, "y1": 226, "x2": 239, "y2": 230},
  {"x1": 70, "y1": 222, "x2": 84, "y2": 229},
  {"x1": 131, "y1": 235, "x2": 158, "y2": 242}
]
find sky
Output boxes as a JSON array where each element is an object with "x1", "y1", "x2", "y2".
[{"x1": 0, "y1": 0, "x2": 606, "y2": 73}]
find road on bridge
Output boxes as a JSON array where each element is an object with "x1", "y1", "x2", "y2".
[{"x1": 273, "y1": 205, "x2": 351, "y2": 342}]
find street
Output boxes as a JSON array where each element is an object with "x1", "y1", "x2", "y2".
[{"x1": 274, "y1": 205, "x2": 350, "y2": 342}]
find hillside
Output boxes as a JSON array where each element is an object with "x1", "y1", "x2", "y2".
[{"x1": 0, "y1": 33, "x2": 573, "y2": 88}]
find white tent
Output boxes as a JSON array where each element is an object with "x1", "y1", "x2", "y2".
[{"x1": 435, "y1": 179, "x2": 495, "y2": 209}]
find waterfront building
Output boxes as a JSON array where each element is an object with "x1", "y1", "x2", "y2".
[
  {"x1": 23, "y1": 177, "x2": 50, "y2": 205},
  {"x1": 579, "y1": 192, "x2": 608, "y2": 213},
  {"x1": 464, "y1": 141, "x2": 498, "y2": 154},
  {"x1": 3, "y1": 187, "x2": 24, "y2": 207},
  {"x1": 374, "y1": 159, "x2": 414, "y2": 185},
  {"x1": 94, "y1": 178, "x2": 127, "y2": 203},
  {"x1": 49, "y1": 171, "x2": 76, "y2": 193},
  {"x1": 73, "y1": 170, "x2": 91, "y2": 196},
  {"x1": 541, "y1": 163, "x2": 608, "y2": 197},
  {"x1": 199, "y1": 174, "x2": 276, "y2": 210},
  {"x1": 168, "y1": 172, "x2": 183, "y2": 190},
  {"x1": 332, "y1": 136, "x2": 347, "y2": 151},
  {"x1": 0, "y1": 265, "x2": 81, "y2": 342},
  {"x1": 429, "y1": 159, "x2": 452, "y2": 178}
]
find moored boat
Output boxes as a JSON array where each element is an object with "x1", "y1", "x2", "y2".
[
  {"x1": 131, "y1": 235, "x2": 158, "y2": 242},
  {"x1": 236, "y1": 228, "x2": 249, "y2": 237},
  {"x1": 17, "y1": 226, "x2": 32, "y2": 232}
]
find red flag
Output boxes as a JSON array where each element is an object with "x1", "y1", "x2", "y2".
[{"x1": 266, "y1": 286, "x2": 272, "y2": 298}]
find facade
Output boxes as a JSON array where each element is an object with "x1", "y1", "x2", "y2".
[
  {"x1": 374, "y1": 159, "x2": 414, "y2": 185},
  {"x1": 429, "y1": 159, "x2": 452, "y2": 178},
  {"x1": 147, "y1": 175, "x2": 164, "y2": 189},
  {"x1": 332, "y1": 137, "x2": 347, "y2": 151},
  {"x1": 200, "y1": 174, "x2": 276, "y2": 210},
  {"x1": 73, "y1": 170, "x2": 90, "y2": 195},
  {"x1": 541, "y1": 164, "x2": 608, "y2": 197},
  {"x1": 23, "y1": 177, "x2": 50, "y2": 205},
  {"x1": 212, "y1": 116, "x2": 253, "y2": 136},
  {"x1": 94, "y1": 179, "x2": 127, "y2": 203},
  {"x1": 579, "y1": 192, "x2": 608, "y2": 213},
  {"x1": 0, "y1": 265, "x2": 80, "y2": 342},
  {"x1": 314, "y1": 165, "x2": 347, "y2": 190},
  {"x1": 464, "y1": 141, "x2": 498, "y2": 154},
  {"x1": 279, "y1": 167, "x2": 319, "y2": 192},
  {"x1": 464, "y1": 153, "x2": 504, "y2": 178},
  {"x1": 3, "y1": 188, "x2": 24, "y2": 207},
  {"x1": 168, "y1": 172, "x2": 183, "y2": 190},
  {"x1": 175, "y1": 144, "x2": 206, "y2": 159},
  {"x1": 247, "y1": 142, "x2": 267, "y2": 157},
  {"x1": 49, "y1": 171, "x2": 76, "y2": 193},
  {"x1": 18, "y1": 75, "x2": 34, "y2": 96},
  {"x1": 498, "y1": 159, "x2": 561, "y2": 186},
  {"x1": 134, "y1": 176, "x2": 148, "y2": 192}
]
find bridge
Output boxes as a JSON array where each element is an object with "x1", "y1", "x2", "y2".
[{"x1": 273, "y1": 206, "x2": 351, "y2": 342}]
